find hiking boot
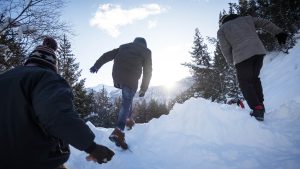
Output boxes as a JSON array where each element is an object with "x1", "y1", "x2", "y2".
[
  {"x1": 250, "y1": 105, "x2": 265, "y2": 121},
  {"x1": 109, "y1": 128, "x2": 128, "y2": 150},
  {"x1": 125, "y1": 118, "x2": 135, "y2": 130}
]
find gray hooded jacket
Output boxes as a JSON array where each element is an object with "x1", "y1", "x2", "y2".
[{"x1": 217, "y1": 15, "x2": 282, "y2": 65}]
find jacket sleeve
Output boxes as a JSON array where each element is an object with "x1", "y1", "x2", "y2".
[
  {"x1": 93, "y1": 48, "x2": 119, "y2": 70},
  {"x1": 140, "y1": 50, "x2": 152, "y2": 92},
  {"x1": 252, "y1": 17, "x2": 283, "y2": 35},
  {"x1": 217, "y1": 29, "x2": 233, "y2": 64},
  {"x1": 31, "y1": 71, "x2": 95, "y2": 151}
]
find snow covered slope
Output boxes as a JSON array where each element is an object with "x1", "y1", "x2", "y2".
[{"x1": 67, "y1": 40, "x2": 300, "y2": 169}]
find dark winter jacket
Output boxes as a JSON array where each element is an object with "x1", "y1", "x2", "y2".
[
  {"x1": 92, "y1": 38, "x2": 152, "y2": 92},
  {"x1": 0, "y1": 66, "x2": 95, "y2": 169},
  {"x1": 217, "y1": 15, "x2": 283, "y2": 65}
]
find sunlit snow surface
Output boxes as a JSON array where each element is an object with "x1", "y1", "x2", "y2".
[{"x1": 67, "y1": 39, "x2": 300, "y2": 169}]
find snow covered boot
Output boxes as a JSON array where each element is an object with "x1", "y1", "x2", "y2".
[
  {"x1": 250, "y1": 105, "x2": 265, "y2": 121},
  {"x1": 125, "y1": 118, "x2": 135, "y2": 130},
  {"x1": 109, "y1": 128, "x2": 128, "y2": 150}
]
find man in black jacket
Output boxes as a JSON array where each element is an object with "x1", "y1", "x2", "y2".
[
  {"x1": 0, "y1": 37, "x2": 114, "y2": 169},
  {"x1": 90, "y1": 37, "x2": 152, "y2": 149}
]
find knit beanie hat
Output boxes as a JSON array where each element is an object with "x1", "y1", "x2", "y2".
[
  {"x1": 24, "y1": 37, "x2": 58, "y2": 72},
  {"x1": 43, "y1": 37, "x2": 58, "y2": 51}
]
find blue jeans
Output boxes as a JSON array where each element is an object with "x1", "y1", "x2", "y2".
[{"x1": 117, "y1": 85, "x2": 137, "y2": 131}]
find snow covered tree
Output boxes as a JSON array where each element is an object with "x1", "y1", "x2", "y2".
[
  {"x1": 0, "y1": 31, "x2": 24, "y2": 71},
  {"x1": 183, "y1": 28, "x2": 212, "y2": 99},
  {"x1": 86, "y1": 87, "x2": 115, "y2": 127},
  {"x1": 208, "y1": 41, "x2": 228, "y2": 102}
]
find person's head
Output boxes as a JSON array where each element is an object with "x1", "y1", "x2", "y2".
[
  {"x1": 42, "y1": 37, "x2": 58, "y2": 51},
  {"x1": 219, "y1": 14, "x2": 240, "y2": 25},
  {"x1": 24, "y1": 37, "x2": 58, "y2": 72},
  {"x1": 133, "y1": 37, "x2": 147, "y2": 47}
]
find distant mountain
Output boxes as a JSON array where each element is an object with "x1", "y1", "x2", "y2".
[{"x1": 88, "y1": 77, "x2": 194, "y2": 104}]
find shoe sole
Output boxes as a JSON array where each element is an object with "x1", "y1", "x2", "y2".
[
  {"x1": 255, "y1": 117, "x2": 264, "y2": 121},
  {"x1": 250, "y1": 112, "x2": 264, "y2": 121}
]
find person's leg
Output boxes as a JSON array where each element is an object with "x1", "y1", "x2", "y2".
[
  {"x1": 235, "y1": 56, "x2": 261, "y2": 110},
  {"x1": 127, "y1": 103, "x2": 133, "y2": 119},
  {"x1": 116, "y1": 85, "x2": 136, "y2": 131},
  {"x1": 252, "y1": 55, "x2": 265, "y2": 105}
]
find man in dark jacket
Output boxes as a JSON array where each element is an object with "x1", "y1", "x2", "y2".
[
  {"x1": 218, "y1": 14, "x2": 288, "y2": 121},
  {"x1": 0, "y1": 37, "x2": 114, "y2": 169},
  {"x1": 90, "y1": 37, "x2": 152, "y2": 149}
]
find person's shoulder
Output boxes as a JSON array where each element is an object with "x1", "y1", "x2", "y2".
[
  {"x1": 242, "y1": 15, "x2": 254, "y2": 20},
  {"x1": 217, "y1": 26, "x2": 224, "y2": 33},
  {"x1": 24, "y1": 66, "x2": 65, "y2": 83},
  {"x1": 1, "y1": 66, "x2": 46, "y2": 77},
  {"x1": 25, "y1": 66, "x2": 57, "y2": 76}
]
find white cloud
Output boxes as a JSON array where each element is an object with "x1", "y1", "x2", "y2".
[{"x1": 90, "y1": 4, "x2": 166, "y2": 37}]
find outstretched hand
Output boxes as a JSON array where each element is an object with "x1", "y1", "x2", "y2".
[
  {"x1": 90, "y1": 66, "x2": 98, "y2": 73},
  {"x1": 138, "y1": 90, "x2": 145, "y2": 97}
]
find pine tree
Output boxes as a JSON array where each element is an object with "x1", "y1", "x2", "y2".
[
  {"x1": 134, "y1": 99, "x2": 148, "y2": 123},
  {"x1": 57, "y1": 35, "x2": 93, "y2": 117},
  {"x1": 0, "y1": 17, "x2": 25, "y2": 72},
  {"x1": 183, "y1": 28, "x2": 212, "y2": 99},
  {"x1": 87, "y1": 87, "x2": 115, "y2": 127},
  {"x1": 57, "y1": 35, "x2": 81, "y2": 86},
  {"x1": 73, "y1": 79, "x2": 93, "y2": 118},
  {"x1": 209, "y1": 42, "x2": 228, "y2": 102},
  {"x1": 147, "y1": 99, "x2": 160, "y2": 119}
]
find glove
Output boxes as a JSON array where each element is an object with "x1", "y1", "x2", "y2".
[
  {"x1": 85, "y1": 143, "x2": 115, "y2": 164},
  {"x1": 90, "y1": 66, "x2": 98, "y2": 73},
  {"x1": 275, "y1": 32, "x2": 288, "y2": 45},
  {"x1": 138, "y1": 90, "x2": 145, "y2": 97}
]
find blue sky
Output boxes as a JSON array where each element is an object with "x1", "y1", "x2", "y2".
[{"x1": 62, "y1": 0, "x2": 237, "y2": 88}]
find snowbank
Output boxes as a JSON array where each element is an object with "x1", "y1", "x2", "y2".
[{"x1": 66, "y1": 41, "x2": 300, "y2": 169}]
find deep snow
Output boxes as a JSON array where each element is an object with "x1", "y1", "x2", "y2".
[{"x1": 66, "y1": 39, "x2": 300, "y2": 169}]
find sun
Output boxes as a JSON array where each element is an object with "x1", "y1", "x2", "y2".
[
  {"x1": 151, "y1": 74, "x2": 176, "y2": 90},
  {"x1": 162, "y1": 79, "x2": 176, "y2": 90}
]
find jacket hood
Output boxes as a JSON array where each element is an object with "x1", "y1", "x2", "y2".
[
  {"x1": 221, "y1": 14, "x2": 240, "y2": 25},
  {"x1": 133, "y1": 37, "x2": 147, "y2": 47}
]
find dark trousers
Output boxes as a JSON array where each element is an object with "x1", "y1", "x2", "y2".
[{"x1": 235, "y1": 55, "x2": 265, "y2": 110}]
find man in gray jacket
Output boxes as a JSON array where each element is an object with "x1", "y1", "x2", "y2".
[
  {"x1": 217, "y1": 14, "x2": 287, "y2": 121},
  {"x1": 90, "y1": 37, "x2": 152, "y2": 149}
]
